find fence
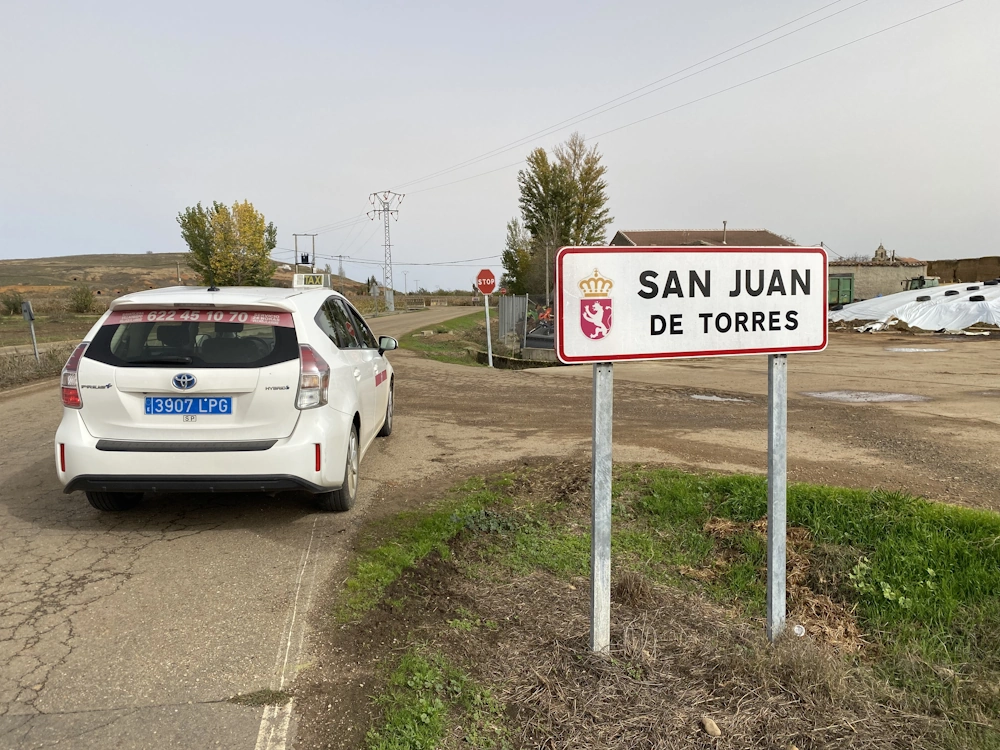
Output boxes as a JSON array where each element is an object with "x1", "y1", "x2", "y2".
[{"x1": 498, "y1": 295, "x2": 528, "y2": 342}]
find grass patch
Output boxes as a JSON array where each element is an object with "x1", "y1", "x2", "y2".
[
  {"x1": 0, "y1": 345, "x2": 75, "y2": 390},
  {"x1": 228, "y1": 688, "x2": 292, "y2": 706},
  {"x1": 338, "y1": 478, "x2": 511, "y2": 621},
  {"x1": 339, "y1": 464, "x2": 1000, "y2": 747},
  {"x1": 0, "y1": 314, "x2": 100, "y2": 348},
  {"x1": 366, "y1": 649, "x2": 509, "y2": 750},
  {"x1": 399, "y1": 311, "x2": 500, "y2": 365}
]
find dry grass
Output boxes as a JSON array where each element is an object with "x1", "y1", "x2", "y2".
[
  {"x1": 0, "y1": 345, "x2": 73, "y2": 390},
  {"x1": 450, "y1": 570, "x2": 944, "y2": 750}
]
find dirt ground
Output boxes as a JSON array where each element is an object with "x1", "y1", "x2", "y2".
[
  {"x1": 389, "y1": 330, "x2": 1000, "y2": 511},
  {"x1": 290, "y1": 329, "x2": 1000, "y2": 748}
]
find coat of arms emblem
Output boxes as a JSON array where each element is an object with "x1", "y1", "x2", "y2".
[{"x1": 579, "y1": 269, "x2": 613, "y2": 340}]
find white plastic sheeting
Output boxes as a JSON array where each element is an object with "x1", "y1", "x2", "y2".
[{"x1": 828, "y1": 282, "x2": 1000, "y2": 330}]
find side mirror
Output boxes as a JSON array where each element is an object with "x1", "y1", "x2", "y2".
[{"x1": 378, "y1": 336, "x2": 398, "y2": 354}]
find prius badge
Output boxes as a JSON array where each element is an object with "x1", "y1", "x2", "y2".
[{"x1": 172, "y1": 373, "x2": 197, "y2": 390}]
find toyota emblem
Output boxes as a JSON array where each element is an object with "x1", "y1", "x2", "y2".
[{"x1": 172, "y1": 373, "x2": 197, "y2": 390}]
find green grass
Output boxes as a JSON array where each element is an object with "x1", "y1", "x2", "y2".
[
  {"x1": 338, "y1": 478, "x2": 510, "y2": 620},
  {"x1": 615, "y1": 469, "x2": 1000, "y2": 725},
  {"x1": 399, "y1": 311, "x2": 488, "y2": 365},
  {"x1": 342, "y1": 466, "x2": 1000, "y2": 742},
  {"x1": 0, "y1": 314, "x2": 101, "y2": 348},
  {"x1": 366, "y1": 649, "x2": 509, "y2": 750}
]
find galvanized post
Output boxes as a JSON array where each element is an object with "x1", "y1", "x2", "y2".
[
  {"x1": 522, "y1": 295, "x2": 528, "y2": 350},
  {"x1": 484, "y1": 294, "x2": 493, "y2": 368},
  {"x1": 591, "y1": 362, "x2": 613, "y2": 652},
  {"x1": 767, "y1": 353, "x2": 788, "y2": 642},
  {"x1": 28, "y1": 320, "x2": 39, "y2": 364}
]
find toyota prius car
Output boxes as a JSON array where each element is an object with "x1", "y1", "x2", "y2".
[{"x1": 55, "y1": 286, "x2": 396, "y2": 512}]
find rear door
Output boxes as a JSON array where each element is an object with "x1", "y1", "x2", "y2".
[
  {"x1": 344, "y1": 302, "x2": 389, "y2": 428},
  {"x1": 77, "y1": 309, "x2": 301, "y2": 442},
  {"x1": 315, "y1": 298, "x2": 377, "y2": 446}
]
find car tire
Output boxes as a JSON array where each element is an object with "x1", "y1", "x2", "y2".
[
  {"x1": 317, "y1": 424, "x2": 359, "y2": 512},
  {"x1": 376, "y1": 381, "x2": 393, "y2": 437},
  {"x1": 86, "y1": 491, "x2": 142, "y2": 511}
]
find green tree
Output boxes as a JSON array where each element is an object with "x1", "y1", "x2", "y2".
[
  {"x1": 499, "y1": 218, "x2": 532, "y2": 294},
  {"x1": 507, "y1": 132, "x2": 613, "y2": 296},
  {"x1": 177, "y1": 200, "x2": 277, "y2": 286}
]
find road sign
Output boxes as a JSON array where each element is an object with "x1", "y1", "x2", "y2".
[
  {"x1": 555, "y1": 246, "x2": 828, "y2": 364},
  {"x1": 554, "y1": 246, "x2": 829, "y2": 651},
  {"x1": 476, "y1": 269, "x2": 496, "y2": 295}
]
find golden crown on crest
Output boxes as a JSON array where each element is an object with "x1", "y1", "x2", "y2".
[{"x1": 578, "y1": 269, "x2": 613, "y2": 298}]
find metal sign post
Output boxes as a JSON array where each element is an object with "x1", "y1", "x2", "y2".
[
  {"x1": 590, "y1": 362, "x2": 613, "y2": 652},
  {"x1": 22, "y1": 301, "x2": 39, "y2": 363},
  {"x1": 554, "y1": 246, "x2": 828, "y2": 651},
  {"x1": 483, "y1": 294, "x2": 493, "y2": 368},
  {"x1": 767, "y1": 353, "x2": 788, "y2": 641},
  {"x1": 476, "y1": 269, "x2": 497, "y2": 368}
]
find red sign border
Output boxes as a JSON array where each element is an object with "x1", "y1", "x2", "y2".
[
  {"x1": 556, "y1": 246, "x2": 828, "y2": 364},
  {"x1": 476, "y1": 269, "x2": 497, "y2": 295}
]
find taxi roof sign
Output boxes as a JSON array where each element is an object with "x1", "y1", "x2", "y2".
[{"x1": 293, "y1": 273, "x2": 329, "y2": 289}]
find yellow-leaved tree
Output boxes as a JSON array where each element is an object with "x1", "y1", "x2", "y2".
[{"x1": 177, "y1": 200, "x2": 277, "y2": 286}]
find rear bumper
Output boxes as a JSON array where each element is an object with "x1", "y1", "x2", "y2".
[
  {"x1": 65, "y1": 475, "x2": 327, "y2": 494},
  {"x1": 55, "y1": 407, "x2": 354, "y2": 495}
]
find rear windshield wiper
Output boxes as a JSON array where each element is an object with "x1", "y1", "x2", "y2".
[{"x1": 128, "y1": 356, "x2": 193, "y2": 364}]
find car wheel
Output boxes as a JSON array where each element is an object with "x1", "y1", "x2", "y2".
[
  {"x1": 317, "y1": 424, "x2": 359, "y2": 512},
  {"x1": 86, "y1": 491, "x2": 142, "y2": 511},
  {"x1": 377, "y1": 380, "x2": 393, "y2": 437}
]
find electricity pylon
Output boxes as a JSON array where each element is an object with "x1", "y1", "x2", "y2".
[{"x1": 367, "y1": 191, "x2": 404, "y2": 312}]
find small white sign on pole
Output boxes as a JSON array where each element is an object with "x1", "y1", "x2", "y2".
[{"x1": 555, "y1": 246, "x2": 828, "y2": 650}]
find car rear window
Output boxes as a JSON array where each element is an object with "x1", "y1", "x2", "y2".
[{"x1": 85, "y1": 309, "x2": 299, "y2": 368}]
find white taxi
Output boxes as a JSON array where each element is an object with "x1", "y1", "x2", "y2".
[{"x1": 55, "y1": 286, "x2": 396, "y2": 512}]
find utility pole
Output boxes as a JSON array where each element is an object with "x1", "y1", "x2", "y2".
[
  {"x1": 402, "y1": 271, "x2": 408, "y2": 296},
  {"x1": 367, "y1": 191, "x2": 404, "y2": 312},
  {"x1": 292, "y1": 233, "x2": 317, "y2": 273}
]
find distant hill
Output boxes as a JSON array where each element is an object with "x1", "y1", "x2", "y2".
[{"x1": 0, "y1": 253, "x2": 368, "y2": 297}]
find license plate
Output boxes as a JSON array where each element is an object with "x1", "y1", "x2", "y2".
[{"x1": 145, "y1": 397, "x2": 233, "y2": 415}]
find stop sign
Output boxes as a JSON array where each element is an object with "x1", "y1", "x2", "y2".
[{"x1": 476, "y1": 269, "x2": 496, "y2": 295}]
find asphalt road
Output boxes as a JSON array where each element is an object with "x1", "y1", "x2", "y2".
[{"x1": 0, "y1": 305, "x2": 474, "y2": 750}]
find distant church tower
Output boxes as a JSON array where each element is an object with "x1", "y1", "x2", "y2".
[{"x1": 873, "y1": 243, "x2": 889, "y2": 262}]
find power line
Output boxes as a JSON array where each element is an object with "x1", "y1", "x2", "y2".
[
  {"x1": 407, "y1": 0, "x2": 968, "y2": 196},
  {"x1": 391, "y1": 0, "x2": 868, "y2": 191},
  {"x1": 588, "y1": 0, "x2": 966, "y2": 140}
]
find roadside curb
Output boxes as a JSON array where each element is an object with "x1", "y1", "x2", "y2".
[{"x1": 0, "y1": 377, "x2": 60, "y2": 401}]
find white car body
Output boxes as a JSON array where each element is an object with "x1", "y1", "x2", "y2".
[{"x1": 54, "y1": 286, "x2": 395, "y2": 511}]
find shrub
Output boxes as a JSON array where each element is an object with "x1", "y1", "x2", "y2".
[
  {"x1": 1, "y1": 290, "x2": 24, "y2": 316},
  {"x1": 67, "y1": 284, "x2": 96, "y2": 314}
]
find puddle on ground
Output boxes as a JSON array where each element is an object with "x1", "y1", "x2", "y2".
[
  {"x1": 690, "y1": 394, "x2": 748, "y2": 403},
  {"x1": 804, "y1": 391, "x2": 930, "y2": 403},
  {"x1": 979, "y1": 391, "x2": 1000, "y2": 398},
  {"x1": 884, "y1": 347, "x2": 948, "y2": 353}
]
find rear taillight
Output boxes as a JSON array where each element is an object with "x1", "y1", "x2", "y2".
[
  {"x1": 296, "y1": 345, "x2": 330, "y2": 409},
  {"x1": 61, "y1": 343, "x2": 89, "y2": 409}
]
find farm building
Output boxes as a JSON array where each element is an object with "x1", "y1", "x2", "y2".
[{"x1": 828, "y1": 244, "x2": 927, "y2": 303}]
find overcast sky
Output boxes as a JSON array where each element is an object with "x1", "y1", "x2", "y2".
[{"x1": 2, "y1": 0, "x2": 997, "y2": 291}]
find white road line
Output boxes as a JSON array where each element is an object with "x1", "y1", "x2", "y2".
[{"x1": 255, "y1": 517, "x2": 322, "y2": 750}]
